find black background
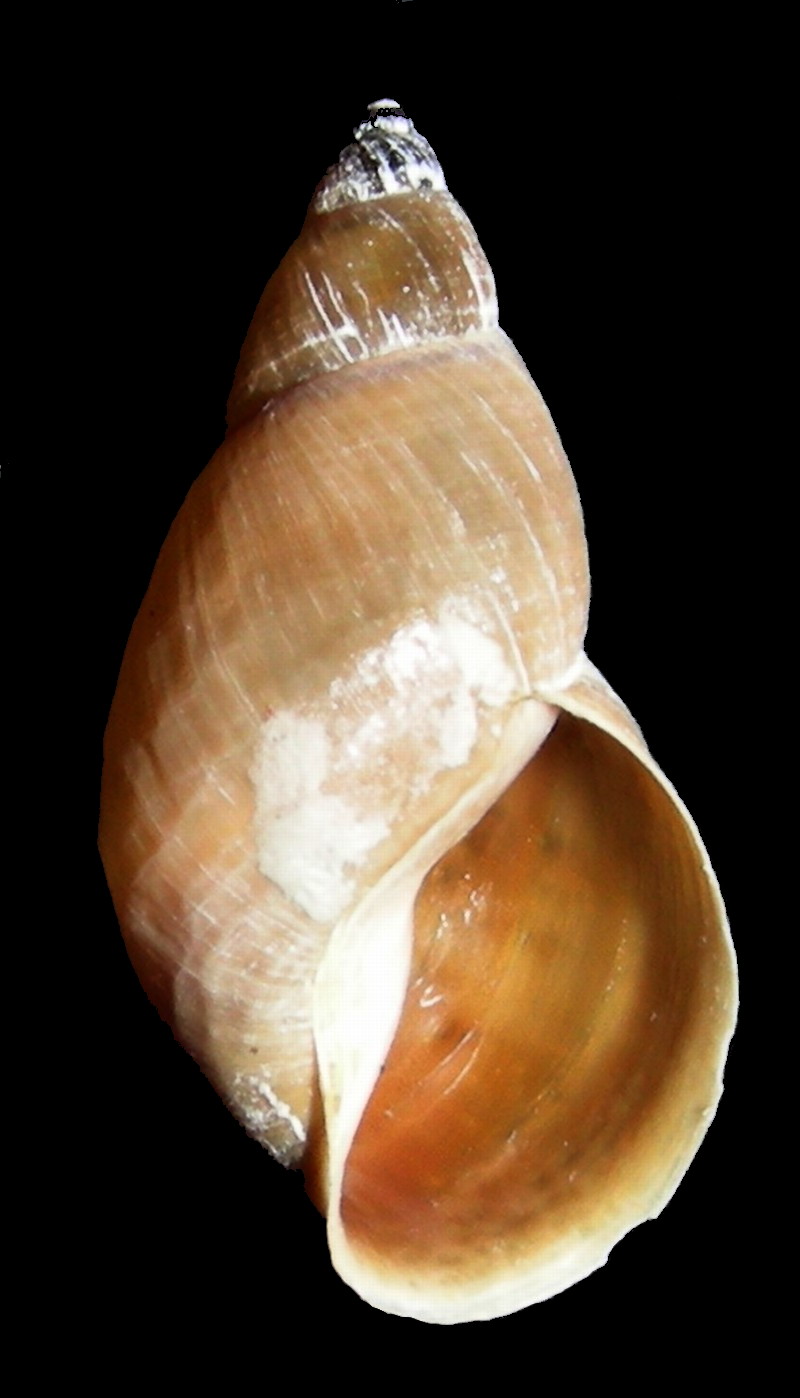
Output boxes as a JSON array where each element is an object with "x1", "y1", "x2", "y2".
[{"x1": 23, "y1": 2, "x2": 756, "y2": 1369}]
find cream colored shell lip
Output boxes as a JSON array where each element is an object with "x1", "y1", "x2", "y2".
[{"x1": 98, "y1": 98, "x2": 738, "y2": 1319}]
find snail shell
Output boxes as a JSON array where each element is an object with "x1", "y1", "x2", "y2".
[{"x1": 99, "y1": 100, "x2": 737, "y2": 1323}]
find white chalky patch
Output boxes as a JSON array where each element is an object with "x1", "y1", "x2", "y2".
[
  {"x1": 438, "y1": 688, "x2": 479, "y2": 768},
  {"x1": 231, "y1": 1072, "x2": 307, "y2": 1165},
  {"x1": 251, "y1": 713, "x2": 389, "y2": 923},
  {"x1": 251, "y1": 598, "x2": 522, "y2": 924},
  {"x1": 437, "y1": 603, "x2": 517, "y2": 707},
  {"x1": 434, "y1": 602, "x2": 519, "y2": 767},
  {"x1": 254, "y1": 1078, "x2": 306, "y2": 1142}
]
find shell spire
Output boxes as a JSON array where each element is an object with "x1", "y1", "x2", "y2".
[
  {"x1": 226, "y1": 100, "x2": 496, "y2": 431},
  {"x1": 313, "y1": 99, "x2": 447, "y2": 213}
]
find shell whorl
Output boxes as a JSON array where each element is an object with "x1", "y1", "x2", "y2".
[
  {"x1": 226, "y1": 101, "x2": 497, "y2": 432},
  {"x1": 312, "y1": 99, "x2": 447, "y2": 213}
]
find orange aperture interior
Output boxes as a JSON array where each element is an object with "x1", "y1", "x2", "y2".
[{"x1": 339, "y1": 713, "x2": 723, "y2": 1286}]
